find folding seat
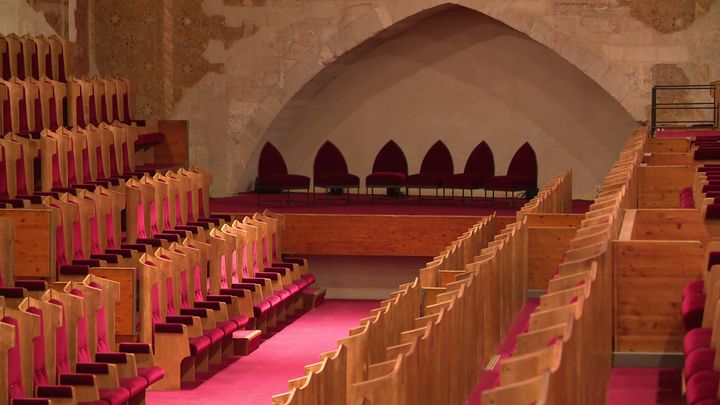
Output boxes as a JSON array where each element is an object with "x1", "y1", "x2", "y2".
[
  {"x1": 32, "y1": 36, "x2": 51, "y2": 81},
  {"x1": 256, "y1": 211, "x2": 315, "y2": 286},
  {"x1": 255, "y1": 142, "x2": 310, "y2": 202},
  {"x1": 47, "y1": 284, "x2": 136, "y2": 405},
  {"x1": 29, "y1": 78, "x2": 56, "y2": 131},
  {"x1": 46, "y1": 36, "x2": 69, "y2": 83},
  {"x1": 101, "y1": 78, "x2": 118, "y2": 123},
  {"x1": 484, "y1": 142, "x2": 539, "y2": 199},
  {"x1": 365, "y1": 140, "x2": 408, "y2": 197},
  {"x1": 312, "y1": 141, "x2": 360, "y2": 201},
  {"x1": 40, "y1": 129, "x2": 69, "y2": 191},
  {"x1": 0, "y1": 78, "x2": 27, "y2": 135},
  {"x1": 445, "y1": 141, "x2": 495, "y2": 200},
  {"x1": 67, "y1": 76, "x2": 93, "y2": 128},
  {"x1": 221, "y1": 221, "x2": 276, "y2": 333},
  {"x1": 18, "y1": 35, "x2": 37, "y2": 81},
  {"x1": 2, "y1": 34, "x2": 22, "y2": 79},
  {"x1": 101, "y1": 123, "x2": 135, "y2": 178},
  {"x1": 137, "y1": 253, "x2": 212, "y2": 390},
  {"x1": 0, "y1": 135, "x2": 35, "y2": 197},
  {"x1": 481, "y1": 371, "x2": 551, "y2": 405},
  {"x1": 405, "y1": 140, "x2": 454, "y2": 199},
  {"x1": 233, "y1": 219, "x2": 290, "y2": 324},
  {"x1": 165, "y1": 170, "x2": 190, "y2": 226},
  {"x1": 124, "y1": 177, "x2": 148, "y2": 244},
  {"x1": 0, "y1": 35, "x2": 9, "y2": 81},
  {"x1": 91, "y1": 79, "x2": 108, "y2": 125}
]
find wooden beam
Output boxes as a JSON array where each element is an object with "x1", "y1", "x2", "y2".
[{"x1": 282, "y1": 214, "x2": 486, "y2": 256}]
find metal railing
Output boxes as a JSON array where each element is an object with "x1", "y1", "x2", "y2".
[{"x1": 650, "y1": 84, "x2": 718, "y2": 135}]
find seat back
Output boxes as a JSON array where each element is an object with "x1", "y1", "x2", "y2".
[
  {"x1": 0, "y1": 217, "x2": 14, "y2": 288},
  {"x1": 464, "y1": 141, "x2": 495, "y2": 178},
  {"x1": 507, "y1": 142, "x2": 538, "y2": 186},
  {"x1": 314, "y1": 141, "x2": 349, "y2": 177},
  {"x1": 371, "y1": 140, "x2": 407, "y2": 174},
  {"x1": 419, "y1": 140, "x2": 453, "y2": 175},
  {"x1": 258, "y1": 142, "x2": 289, "y2": 177}
]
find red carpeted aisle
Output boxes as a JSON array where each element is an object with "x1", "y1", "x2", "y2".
[
  {"x1": 605, "y1": 367, "x2": 683, "y2": 405},
  {"x1": 467, "y1": 299, "x2": 540, "y2": 405},
  {"x1": 147, "y1": 299, "x2": 378, "y2": 405}
]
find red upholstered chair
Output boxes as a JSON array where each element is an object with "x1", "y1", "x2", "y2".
[
  {"x1": 405, "y1": 140, "x2": 454, "y2": 200},
  {"x1": 484, "y1": 142, "x2": 538, "y2": 200},
  {"x1": 255, "y1": 142, "x2": 310, "y2": 204},
  {"x1": 446, "y1": 141, "x2": 495, "y2": 200},
  {"x1": 365, "y1": 140, "x2": 408, "y2": 198},
  {"x1": 312, "y1": 141, "x2": 359, "y2": 203}
]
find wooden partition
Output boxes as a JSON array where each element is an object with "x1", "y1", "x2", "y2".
[
  {"x1": 613, "y1": 208, "x2": 707, "y2": 352},
  {"x1": 526, "y1": 213, "x2": 583, "y2": 290},
  {"x1": 636, "y1": 165, "x2": 693, "y2": 208},
  {"x1": 0, "y1": 209, "x2": 55, "y2": 279},
  {"x1": 273, "y1": 169, "x2": 575, "y2": 404}
]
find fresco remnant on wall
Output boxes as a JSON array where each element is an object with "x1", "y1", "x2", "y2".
[
  {"x1": 93, "y1": 0, "x2": 258, "y2": 121},
  {"x1": 619, "y1": 0, "x2": 715, "y2": 33}
]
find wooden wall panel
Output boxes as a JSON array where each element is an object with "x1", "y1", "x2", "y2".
[
  {"x1": 0, "y1": 209, "x2": 55, "y2": 279},
  {"x1": 641, "y1": 153, "x2": 692, "y2": 166},
  {"x1": 631, "y1": 209, "x2": 709, "y2": 241},
  {"x1": 525, "y1": 213, "x2": 583, "y2": 228},
  {"x1": 636, "y1": 165, "x2": 693, "y2": 208},
  {"x1": 613, "y1": 240, "x2": 704, "y2": 352},
  {"x1": 90, "y1": 267, "x2": 137, "y2": 342},
  {"x1": 643, "y1": 138, "x2": 689, "y2": 154},
  {"x1": 283, "y1": 214, "x2": 486, "y2": 256},
  {"x1": 154, "y1": 120, "x2": 188, "y2": 166},
  {"x1": 528, "y1": 227, "x2": 576, "y2": 290}
]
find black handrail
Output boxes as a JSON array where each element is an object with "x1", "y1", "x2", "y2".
[{"x1": 650, "y1": 84, "x2": 718, "y2": 136}]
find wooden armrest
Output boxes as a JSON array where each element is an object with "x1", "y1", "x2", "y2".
[
  {"x1": 73, "y1": 362, "x2": 121, "y2": 388},
  {"x1": 95, "y1": 352, "x2": 140, "y2": 379},
  {"x1": 163, "y1": 316, "x2": 203, "y2": 337}
]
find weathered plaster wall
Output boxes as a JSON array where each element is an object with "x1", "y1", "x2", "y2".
[
  {"x1": 7, "y1": 0, "x2": 718, "y2": 197},
  {"x1": 169, "y1": 0, "x2": 718, "y2": 196},
  {"x1": 0, "y1": 0, "x2": 56, "y2": 36},
  {"x1": 266, "y1": 8, "x2": 637, "y2": 199}
]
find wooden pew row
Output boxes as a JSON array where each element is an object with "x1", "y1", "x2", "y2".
[
  {"x1": 0, "y1": 34, "x2": 70, "y2": 82},
  {"x1": 272, "y1": 170, "x2": 574, "y2": 404},
  {"x1": 481, "y1": 128, "x2": 647, "y2": 404}
]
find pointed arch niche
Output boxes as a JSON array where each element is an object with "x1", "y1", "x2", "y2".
[{"x1": 241, "y1": 5, "x2": 637, "y2": 198}]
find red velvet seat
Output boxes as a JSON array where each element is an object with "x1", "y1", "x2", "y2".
[
  {"x1": 683, "y1": 294, "x2": 706, "y2": 331},
  {"x1": 255, "y1": 142, "x2": 310, "y2": 193},
  {"x1": 313, "y1": 141, "x2": 359, "y2": 196},
  {"x1": 687, "y1": 370, "x2": 720, "y2": 405},
  {"x1": 366, "y1": 140, "x2": 408, "y2": 195},
  {"x1": 685, "y1": 328, "x2": 713, "y2": 355},
  {"x1": 685, "y1": 347, "x2": 716, "y2": 380},
  {"x1": 484, "y1": 142, "x2": 538, "y2": 195},
  {"x1": 445, "y1": 141, "x2": 494, "y2": 195},
  {"x1": 405, "y1": 141, "x2": 454, "y2": 194}
]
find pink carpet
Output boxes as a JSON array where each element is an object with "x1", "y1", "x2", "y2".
[
  {"x1": 655, "y1": 128, "x2": 720, "y2": 138},
  {"x1": 146, "y1": 299, "x2": 379, "y2": 405},
  {"x1": 466, "y1": 298, "x2": 540, "y2": 405},
  {"x1": 605, "y1": 367, "x2": 683, "y2": 405},
  {"x1": 211, "y1": 193, "x2": 593, "y2": 216}
]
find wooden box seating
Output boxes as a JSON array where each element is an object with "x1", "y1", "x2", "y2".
[{"x1": 273, "y1": 169, "x2": 576, "y2": 404}]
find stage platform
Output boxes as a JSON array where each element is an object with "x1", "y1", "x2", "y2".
[{"x1": 210, "y1": 193, "x2": 592, "y2": 257}]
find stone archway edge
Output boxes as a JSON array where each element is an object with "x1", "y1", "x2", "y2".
[{"x1": 233, "y1": 2, "x2": 641, "y2": 195}]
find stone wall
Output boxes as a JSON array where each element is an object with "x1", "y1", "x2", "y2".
[
  {"x1": 170, "y1": 0, "x2": 719, "y2": 196},
  {"x1": 5, "y1": 0, "x2": 719, "y2": 196},
  {"x1": 267, "y1": 8, "x2": 637, "y2": 198}
]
